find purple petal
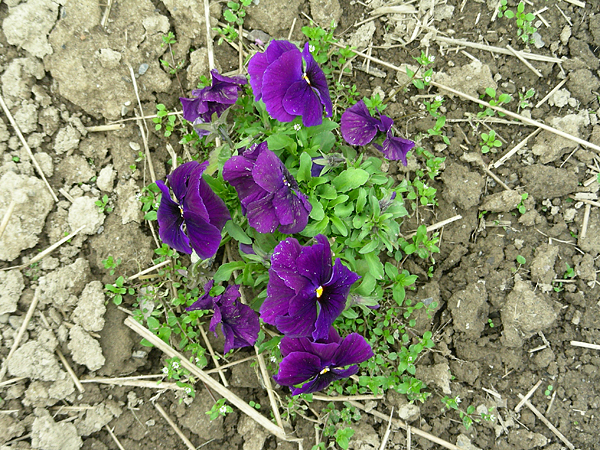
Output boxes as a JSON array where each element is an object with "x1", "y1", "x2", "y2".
[
  {"x1": 380, "y1": 133, "x2": 415, "y2": 166},
  {"x1": 295, "y1": 234, "x2": 332, "y2": 286},
  {"x1": 221, "y1": 284, "x2": 241, "y2": 303},
  {"x1": 186, "y1": 280, "x2": 215, "y2": 311},
  {"x1": 201, "y1": 69, "x2": 246, "y2": 105},
  {"x1": 223, "y1": 155, "x2": 263, "y2": 207},
  {"x1": 220, "y1": 301, "x2": 259, "y2": 354},
  {"x1": 180, "y1": 97, "x2": 205, "y2": 123},
  {"x1": 311, "y1": 159, "x2": 325, "y2": 177},
  {"x1": 332, "y1": 333, "x2": 374, "y2": 368},
  {"x1": 266, "y1": 40, "x2": 299, "y2": 63},
  {"x1": 248, "y1": 51, "x2": 269, "y2": 101},
  {"x1": 340, "y1": 100, "x2": 381, "y2": 146},
  {"x1": 198, "y1": 178, "x2": 231, "y2": 231},
  {"x1": 262, "y1": 48, "x2": 303, "y2": 123},
  {"x1": 156, "y1": 180, "x2": 191, "y2": 254},
  {"x1": 290, "y1": 370, "x2": 340, "y2": 395},
  {"x1": 168, "y1": 161, "x2": 204, "y2": 204},
  {"x1": 379, "y1": 115, "x2": 394, "y2": 133},
  {"x1": 279, "y1": 336, "x2": 312, "y2": 357},
  {"x1": 302, "y1": 43, "x2": 333, "y2": 118},
  {"x1": 273, "y1": 351, "x2": 321, "y2": 387},
  {"x1": 183, "y1": 209, "x2": 223, "y2": 259},
  {"x1": 252, "y1": 149, "x2": 284, "y2": 193},
  {"x1": 277, "y1": 294, "x2": 318, "y2": 338},
  {"x1": 282, "y1": 79, "x2": 323, "y2": 127},
  {"x1": 261, "y1": 272, "x2": 295, "y2": 325},
  {"x1": 245, "y1": 192, "x2": 279, "y2": 233}
]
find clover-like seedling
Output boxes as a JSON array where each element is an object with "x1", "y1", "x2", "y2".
[
  {"x1": 519, "y1": 88, "x2": 535, "y2": 111},
  {"x1": 480, "y1": 129, "x2": 502, "y2": 154}
]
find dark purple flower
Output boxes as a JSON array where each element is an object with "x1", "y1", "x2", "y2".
[
  {"x1": 248, "y1": 40, "x2": 332, "y2": 127},
  {"x1": 273, "y1": 327, "x2": 373, "y2": 395},
  {"x1": 260, "y1": 235, "x2": 360, "y2": 341},
  {"x1": 223, "y1": 142, "x2": 311, "y2": 234},
  {"x1": 340, "y1": 100, "x2": 415, "y2": 166},
  {"x1": 156, "y1": 161, "x2": 231, "y2": 259},
  {"x1": 180, "y1": 69, "x2": 247, "y2": 136},
  {"x1": 340, "y1": 100, "x2": 383, "y2": 146},
  {"x1": 187, "y1": 281, "x2": 260, "y2": 354}
]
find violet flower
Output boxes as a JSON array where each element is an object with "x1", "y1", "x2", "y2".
[
  {"x1": 248, "y1": 40, "x2": 332, "y2": 127},
  {"x1": 156, "y1": 161, "x2": 231, "y2": 259},
  {"x1": 273, "y1": 327, "x2": 373, "y2": 395},
  {"x1": 222, "y1": 142, "x2": 312, "y2": 234},
  {"x1": 180, "y1": 69, "x2": 247, "y2": 136},
  {"x1": 260, "y1": 235, "x2": 360, "y2": 341},
  {"x1": 340, "y1": 100, "x2": 415, "y2": 166},
  {"x1": 187, "y1": 281, "x2": 260, "y2": 354}
]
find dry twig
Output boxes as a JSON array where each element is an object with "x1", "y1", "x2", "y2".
[
  {"x1": 517, "y1": 394, "x2": 575, "y2": 450},
  {"x1": 0, "y1": 200, "x2": 15, "y2": 241},
  {"x1": 154, "y1": 402, "x2": 196, "y2": 450}
]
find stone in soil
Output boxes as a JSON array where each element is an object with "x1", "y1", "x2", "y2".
[
  {"x1": 238, "y1": 414, "x2": 269, "y2": 450},
  {"x1": 479, "y1": 189, "x2": 523, "y2": 213},
  {"x1": 96, "y1": 165, "x2": 115, "y2": 192},
  {"x1": 68, "y1": 324, "x2": 105, "y2": 372},
  {"x1": 433, "y1": 60, "x2": 496, "y2": 99},
  {"x1": 2, "y1": 0, "x2": 59, "y2": 58},
  {"x1": 37, "y1": 258, "x2": 91, "y2": 307},
  {"x1": 31, "y1": 408, "x2": 83, "y2": 450},
  {"x1": 520, "y1": 164, "x2": 578, "y2": 199},
  {"x1": 0, "y1": 171, "x2": 54, "y2": 261},
  {"x1": 532, "y1": 111, "x2": 590, "y2": 163},
  {"x1": 7, "y1": 340, "x2": 65, "y2": 381},
  {"x1": 0, "y1": 414, "x2": 26, "y2": 445},
  {"x1": 577, "y1": 208, "x2": 600, "y2": 256},
  {"x1": 75, "y1": 402, "x2": 122, "y2": 437},
  {"x1": 68, "y1": 196, "x2": 106, "y2": 235},
  {"x1": 175, "y1": 391, "x2": 224, "y2": 440},
  {"x1": 72, "y1": 281, "x2": 106, "y2": 332},
  {"x1": 0, "y1": 270, "x2": 24, "y2": 316},
  {"x1": 45, "y1": 0, "x2": 172, "y2": 120},
  {"x1": 1, "y1": 57, "x2": 45, "y2": 102},
  {"x1": 440, "y1": 162, "x2": 484, "y2": 210},
  {"x1": 500, "y1": 279, "x2": 557, "y2": 348},
  {"x1": 115, "y1": 178, "x2": 143, "y2": 224},
  {"x1": 309, "y1": 0, "x2": 342, "y2": 28},
  {"x1": 530, "y1": 243, "x2": 559, "y2": 287},
  {"x1": 245, "y1": 0, "x2": 300, "y2": 38},
  {"x1": 448, "y1": 283, "x2": 488, "y2": 339}
]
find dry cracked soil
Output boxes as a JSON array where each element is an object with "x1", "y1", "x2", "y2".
[{"x1": 1, "y1": 0, "x2": 600, "y2": 449}]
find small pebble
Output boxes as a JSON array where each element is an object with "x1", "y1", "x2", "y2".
[{"x1": 138, "y1": 63, "x2": 149, "y2": 75}]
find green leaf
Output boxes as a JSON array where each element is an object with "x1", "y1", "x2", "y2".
[
  {"x1": 214, "y1": 261, "x2": 246, "y2": 283},
  {"x1": 385, "y1": 262, "x2": 399, "y2": 279},
  {"x1": 356, "y1": 273, "x2": 376, "y2": 296},
  {"x1": 363, "y1": 251, "x2": 384, "y2": 279},
  {"x1": 144, "y1": 211, "x2": 157, "y2": 221},
  {"x1": 485, "y1": 87, "x2": 496, "y2": 98},
  {"x1": 330, "y1": 215, "x2": 348, "y2": 236},
  {"x1": 334, "y1": 202, "x2": 354, "y2": 218},
  {"x1": 301, "y1": 216, "x2": 329, "y2": 237},
  {"x1": 308, "y1": 197, "x2": 325, "y2": 220},
  {"x1": 223, "y1": 9, "x2": 237, "y2": 22},
  {"x1": 267, "y1": 133, "x2": 296, "y2": 151},
  {"x1": 359, "y1": 238, "x2": 379, "y2": 255},
  {"x1": 332, "y1": 168, "x2": 370, "y2": 192},
  {"x1": 297, "y1": 152, "x2": 313, "y2": 182},
  {"x1": 318, "y1": 184, "x2": 337, "y2": 200},
  {"x1": 356, "y1": 188, "x2": 367, "y2": 213},
  {"x1": 224, "y1": 220, "x2": 252, "y2": 244}
]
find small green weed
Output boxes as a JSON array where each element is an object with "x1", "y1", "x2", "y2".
[
  {"x1": 478, "y1": 87, "x2": 512, "y2": 118},
  {"x1": 498, "y1": 1, "x2": 537, "y2": 44},
  {"x1": 480, "y1": 129, "x2": 502, "y2": 154},
  {"x1": 95, "y1": 194, "x2": 113, "y2": 213}
]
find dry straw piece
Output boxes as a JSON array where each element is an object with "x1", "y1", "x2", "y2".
[{"x1": 124, "y1": 316, "x2": 302, "y2": 444}]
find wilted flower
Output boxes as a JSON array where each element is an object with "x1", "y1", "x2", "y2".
[
  {"x1": 260, "y1": 234, "x2": 360, "y2": 341},
  {"x1": 156, "y1": 161, "x2": 231, "y2": 259},
  {"x1": 222, "y1": 142, "x2": 311, "y2": 234},
  {"x1": 273, "y1": 327, "x2": 373, "y2": 395},
  {"x1": 248, "y1": 40, "x2": 332, "y2": 127},
  {"x1": 187, "y1": 280, "x2": 260, "y2": 354},
  {"x1": 180, "y1": 69, "x2": 247, "y2": 136},
  {"x1": 340, "y1": 100, "x2": 415, "y2": 166}
]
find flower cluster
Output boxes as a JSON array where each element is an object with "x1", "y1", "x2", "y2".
[
  {"x1": 248, "y1": 40, "x2": 332, "y2": 127},
  {"x1": 273, "y1": 327, "x2": 373, "y2": 395},
  {"x1": 180, "y1": 69, "x2": 247, "y2": 136},
  {"x1": 341, "y1": 100, "x2": 415, "y2": 166},
  {"x1": 261, "y1": 234, "x2": 372, "y2": 394},
  {"x1": 187, "y1": 280, "x2": 259, "y2": 354},
  {"x1": 156, "y1": 161, "x2": 230, "y2": 259},
  {"x1": 223, "y1": 142, "x2": 312, "y2": 234}
]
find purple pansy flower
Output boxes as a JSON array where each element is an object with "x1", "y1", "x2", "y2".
[
  {"x1": 273, "y1": 327, "x2": 373, "y2": 395},
  {"x1": 340, "y1": 100, "x2": 415, "y2": 165},
  {"x1": 260, "y1": 235, "x2": 360, "y2": 341},
  {"x1": 248, "y1": 40, "x2": 333, "y2": 127},
  {"x1": 187, "y1": 281, "x2": 260, "y2": 354},
  {"x1": 180, "y1": 69, "x2": 247, "y2": 136},
  {"x1": 156, "y1": 161, "x2": 231, "y2": 259},
  {"x1": 222, "y1": 142, "x2": 312, "y2": 234}
]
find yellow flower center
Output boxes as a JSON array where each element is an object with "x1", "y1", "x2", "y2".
[
  {"x1": 316, "y1": 285, "x2": 324, "y2": 298},
  {"x1": 302, "y1": 73, "x2": 311, "y2": 86},
  {"x1": 320, "y1": 367, "x2": 330, "y2": 375}
]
